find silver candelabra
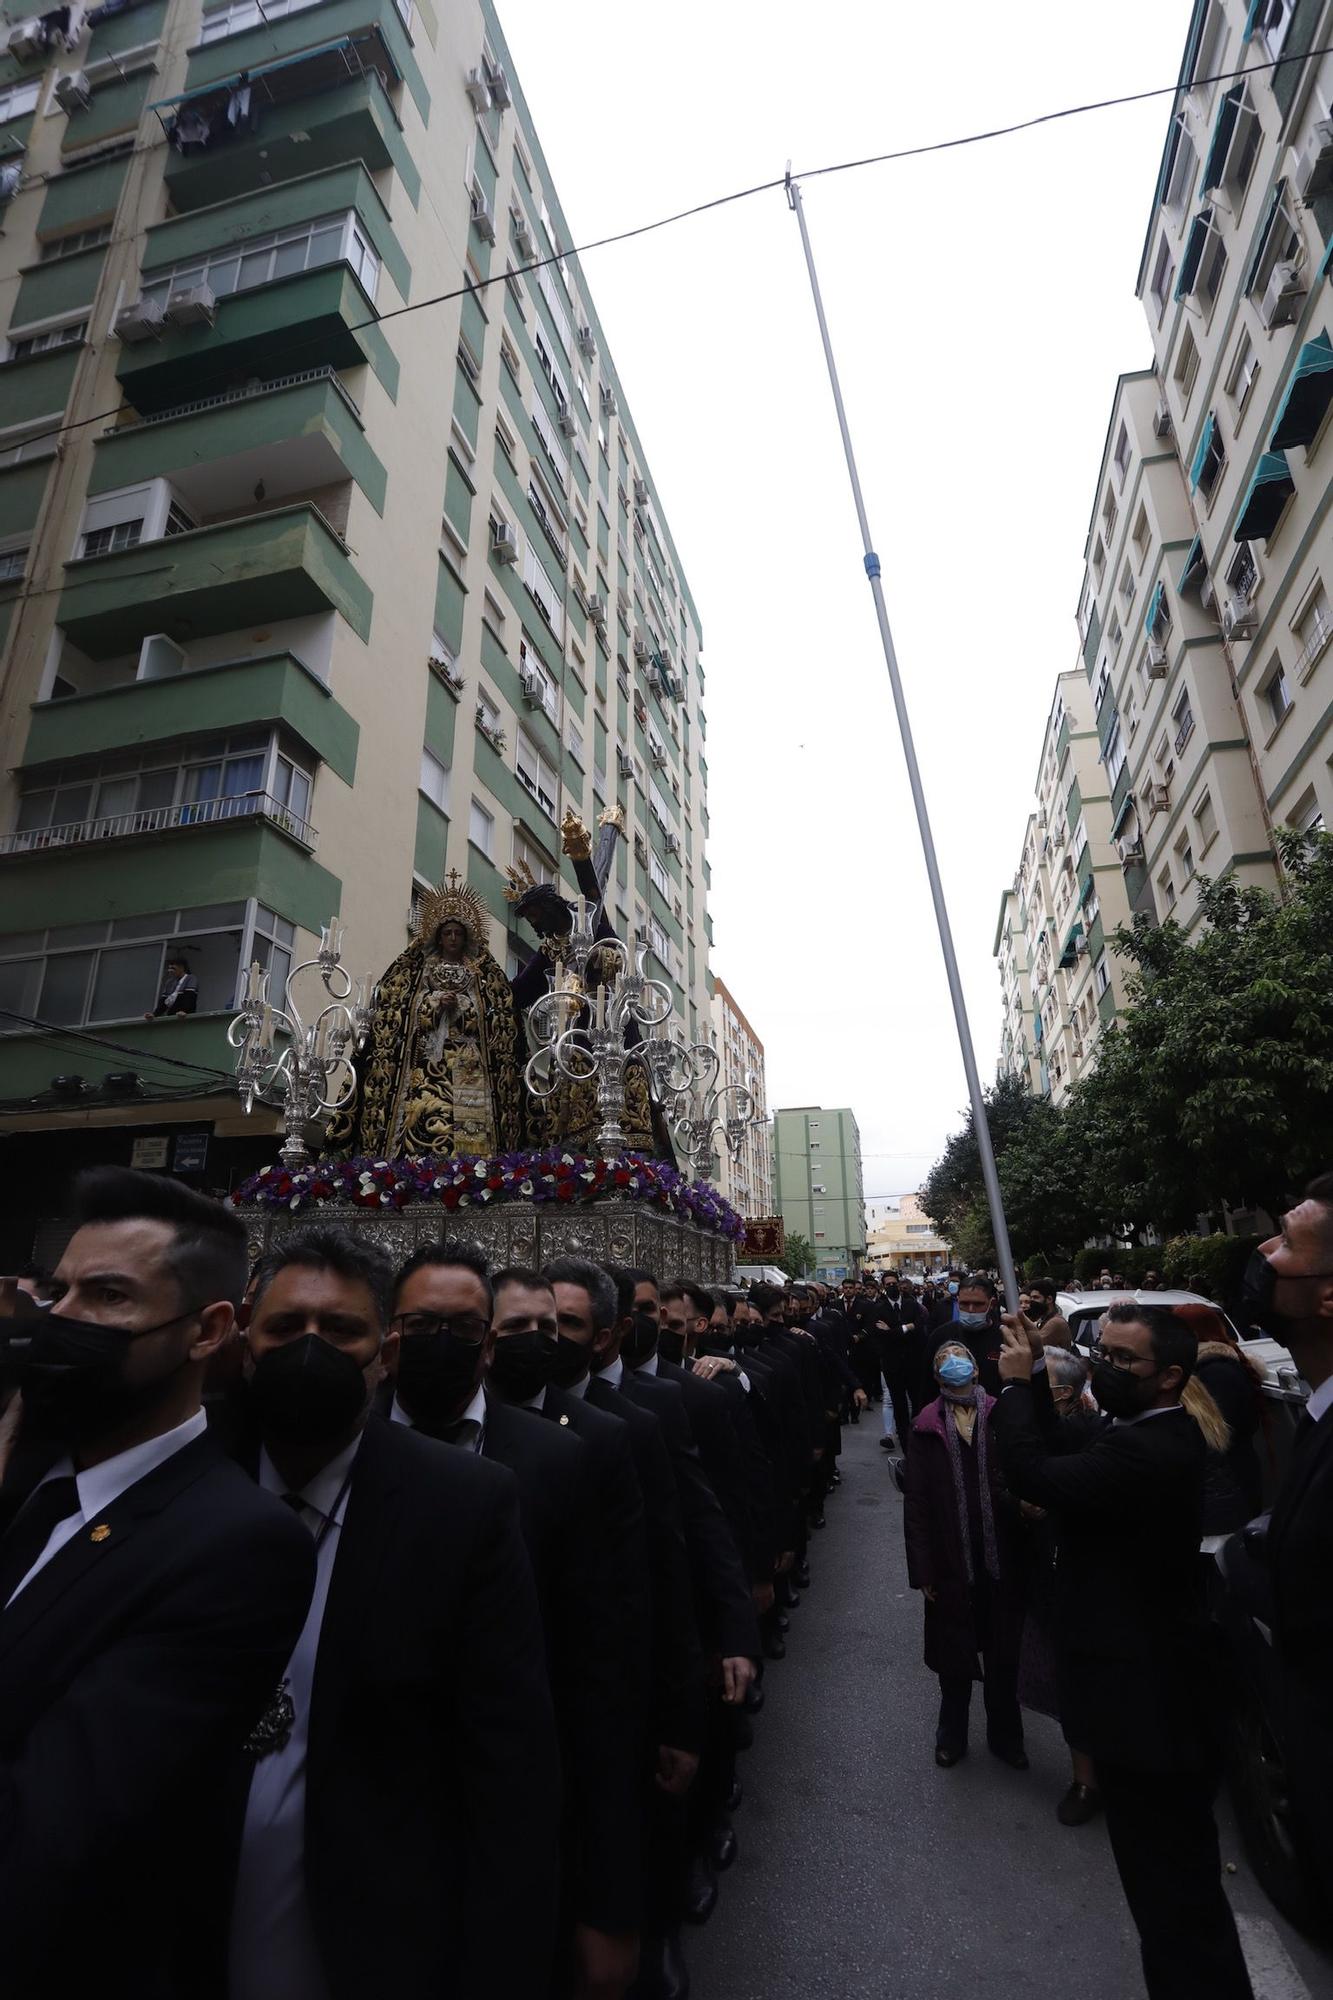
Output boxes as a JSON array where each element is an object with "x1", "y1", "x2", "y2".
[
  {"x1": 228, "y1": 919, "x2": 374, "y2": 1168},
  {"x1": 662, "y1": 1040, "x2": 757, "y2": 1180}
]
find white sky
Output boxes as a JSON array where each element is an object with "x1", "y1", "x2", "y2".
[{"x1": 498, "y1": 0, "x2": 1191, "y2": 1200}]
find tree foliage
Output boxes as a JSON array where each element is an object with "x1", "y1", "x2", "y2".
[
  {"x1": 923, "y1": 832, "x2": 1333, "y2": 1263},
  {"x1": 777, "y1": 1232, "x2": 816, "y2": 1278}
]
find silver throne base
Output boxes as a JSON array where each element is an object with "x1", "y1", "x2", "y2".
[{"x1": 242, "y1": 1197, "x2": 735, "y2": 1283}]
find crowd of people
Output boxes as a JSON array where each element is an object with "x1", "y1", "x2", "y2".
[{"x1": 1, "y1": 1167, "x2": 1331, "y2": 2000}]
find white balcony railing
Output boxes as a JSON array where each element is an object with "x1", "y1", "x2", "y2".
[{"x1": 0, "y1": 790, "x2": 315, "y2": 856}]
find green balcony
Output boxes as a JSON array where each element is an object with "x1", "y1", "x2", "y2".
[
  {"x1": 57, "y1": 503, "x2": 372, "y2": 659},
  {"x1": 176, "y1": 0, "x2": 428, "y2": 120},
  {"x1": 19, "y1": 653, "x2": 358, "y2": 780},
  {"x1": 91, "y1": 369, "x2": 386, "y2": 515},
  {"x1": 161, "y1": 69, "x2": 418, "y2": 212},
  {"x1": 115, "y1": 264, "x2": 397, "y2": 413}
]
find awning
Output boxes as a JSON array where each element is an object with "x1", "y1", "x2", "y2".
[
  {"x1": 1178, "y1": 534, "x2": 1206, "y2": 594},
  {"x1": 1111, "y1": 790, "x2": 1138, "y2": 840},
  {"x1": 1234, "y1": 451, "x2": 1295, "y2": 543},
  {"x1": 1176, "y1": 208, "x2": 1213, "y2": 299},
  {"x1": 1058, "y1": 921, "x2": 1084, "y2": 972},
  {"x1": 1270, "y1": 332, "x2": 1333, "y2": 451},
  {"x1": 1190, "y1": 411, "x2": 1218, "y2": 490},
  {"x1": 1201, "y1": 88, "x2": 1241, "y2": 191},
  {"x1": 1243, "y1": 0, "x2": 1265, "y2": 40},
  {"x1": 1144, "y1": 579, "x2": 1166, "y2": 636},
  {"x1": 1244, "y1": 181, "x2": 1287, "y2": 296},
  {"x1": 146, "y1": 33, "x2": 392, "y2": 112}
]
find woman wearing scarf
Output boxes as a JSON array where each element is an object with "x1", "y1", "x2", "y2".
[{"x1": 903, "y1": 1341, "x2": 1026, "y2": 1769}]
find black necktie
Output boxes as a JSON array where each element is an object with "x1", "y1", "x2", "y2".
[{"x1": 0, "y1": 1474, "x2": 81, "y2": 1607}]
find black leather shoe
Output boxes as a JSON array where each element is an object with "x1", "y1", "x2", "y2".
[
  {"x1": 711, "y1": 1820, "x2": 738, "y2": 1870},
  {"x1": 793, "y1": 1561, "x2": 811, "y2": 1589},
  {"x1": 1056, "y1": 1782, "x2": 1102, "y2": 1826},
  {"x1": 777, "y1": 1576, "x2": 801, "y2": 1609},
  {"x1": 659, "y1": 1924, "x2": 690, "y2": 1999},
  {"x1": 988, "y1": 1739, "x2": 1029, "y2": 1771},
  {"x1": 763, "y1": 1630, "x2": 786, "y2": 1660},
  {"x1": 776, "y1": 1611, "x2": 790, "y2": 1632},
  {"x1": 683, "y1": 1854, "x2": 717, "y2": 1924},
  {"x1": 934, "y1": 1739, "x2": 967, "y2": 1768},
  {"x1": 726, "y1": 1776, "x2": 743, "y2": 1811}
]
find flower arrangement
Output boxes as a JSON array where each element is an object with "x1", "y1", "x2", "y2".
[{"x1": 230, "y1": 1148, "x2": 746, "y2": 1241}]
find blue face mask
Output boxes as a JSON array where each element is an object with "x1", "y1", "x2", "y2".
[
  {"x1": 956, "y1": 1310, "x2": 989, "y2": 1329},
  {"x1": 938, "y1": 1354, "x2": 976, "y2": 1387},
  {"x1": 947, "y1": 1281, "x2": 959, "y2": 1296}
]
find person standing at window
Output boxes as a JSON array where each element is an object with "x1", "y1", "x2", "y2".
[{"x1": 147, "y1": 955, "x2": 197, "y2": 1019}]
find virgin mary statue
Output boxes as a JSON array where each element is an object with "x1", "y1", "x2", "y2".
[{"x1": 330, "y1": 872, "x2": 522, "y2": 1158}]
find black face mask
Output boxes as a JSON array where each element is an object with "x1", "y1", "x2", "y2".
[
  {"x1": 247, "y1": 1335, "x2": 370, "y2": 1445},
  {"x1": 21, "y1": 1307, "x2": 199, "y2": 1448},
  {"x1": 657, "y1": 1328, "x2": 686, "y2": 1366},
  {"x1": 731, "y1": 1321, "x2": 759, "y2": 1350},
  {"x1": 697, "y1": 1332, "x2": 734, "y2": 1358},
  {"x1": 1239, "y1": 1248, "x2": 1333, "y2": 1340},
  {"x1": 620, "y1": 1308, "x2": 659, "y2": 1370},
  {"x1": 1092, "y1": 1359, "x2": 1159, "y2": 1421},
  {"x1": 549, "y1": 1331, "x2": 594, "y2": 1389},
  {"x1": 396, "y1": 1328, "x2": 485, "y2": 1423},
  {"x1": 488, "y1": 1331, "x2": 557, "y2": 1404}
]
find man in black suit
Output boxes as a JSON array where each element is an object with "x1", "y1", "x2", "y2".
[
  {"x1": 995, "y1": 1302, "x2": 1253, "y2": 2000},
  {"x1": 1248, "y1": 1172, "x2": 1333, "y2": 1907},
  {"x1": 232, "y1": 1228, "x2": 559, "y2": 2000},
  {"x1": 0, "y1": 1166, "x2": 315, "y2": 2000},
  {"x1": 388, "y1": 1244, "x2": 647, "y2": 2000}
]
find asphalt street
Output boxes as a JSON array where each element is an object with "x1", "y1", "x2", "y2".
[{"x1": 690, "y1": 1414, "x2": 1333, "y2": 2000}]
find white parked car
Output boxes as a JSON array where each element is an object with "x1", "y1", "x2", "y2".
[{"x1": 1054, "y1": 1288, "x2": 1303, "y2": 1401}]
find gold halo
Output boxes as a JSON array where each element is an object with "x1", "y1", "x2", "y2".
[{"x1": 412, "y1": 870, "x2": 491, "y2": 958}]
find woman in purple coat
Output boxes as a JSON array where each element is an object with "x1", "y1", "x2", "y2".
[{"x1": 903, "y1": 1340, "x2": 1027, "y2": 1769}]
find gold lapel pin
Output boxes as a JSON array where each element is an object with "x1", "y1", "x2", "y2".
[{"x1": 90, "y1": 1524, "x2": 111, "y2": 1543}]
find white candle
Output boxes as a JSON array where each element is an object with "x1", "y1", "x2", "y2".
[{"x1": 596, "y1": 983, "x2": 605, "y2": 1029}]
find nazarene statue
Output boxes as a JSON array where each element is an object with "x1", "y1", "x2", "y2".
[{"x1": 329, "y1": 871, "x2": 522, "y2": 1158}]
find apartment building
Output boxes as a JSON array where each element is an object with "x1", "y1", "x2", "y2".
[
  {"x1": 998, "y1": 673, "x2": 1135, "y2": 1106},
  {"x1": 0, "y1": 0, "x2": 712, "y2": 1241},
  {"x1": 708, "y1": 974, "x2": 771, "y2": 1221},
  {"x1": 771, "y1": 1104, "x2": 866, "y2": 1282},
  {"x1": 864, "y1": 1191, "x2": 949, "y2": 1275},
  {"x1": 1136, "y1": 0, "x2": 1333, "y2": 857}
]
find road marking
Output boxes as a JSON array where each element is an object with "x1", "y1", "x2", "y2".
[{"x1": 1235, "y1": 1914, "x2": 1313, "y2": 2000}]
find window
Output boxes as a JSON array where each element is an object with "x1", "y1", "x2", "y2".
[
  {"x1": 1119, "y1": 562, "x2": 1134, "y2": 607},
  {"x1": 0, "y1": 544, "x2": 28, "y2": 583},
  {"x1": 1150, "y1": 236, "x2": 1175, "y2": 317},
  {"x1": 649, "y1": 851, "x2": 669, "y2": 897},
  {"x1": 1102, "y1": 485, "x2": 1117, "y2": 539},
  {"x1": 1260, "y1": 0, "x2": 1294, "y2": 54},
  {"x1": 1205, "y1": 86, "x2": 1261, "y2": 203},
  {"x1": 140, "y1": 212, "x2": 379, "y2": 311},
  {"x1": 0, "y1": 903, "x2": 271, "y2": 1031},
  {"x1": 469, "y1": 799, "x2": 494, "y2": 857},
  {"x1": 515, "y1": 729, "x2": 558, "y2": 817},
  {"x1": 1196, "y1": 416, "x2": 1226, "y2": 500},
  {"x1": 1158, "y1": 866, "x2": 1178, "y2": 912},
  {"x1": 1104, "y1": 718, "x2": 1126, "y2": 787},
  {"x1": 198, "y1": 0, "x2": 321, "y2": 40},
  {"x1": 0, "y1": 418, "x2": 58, "y2": 468},
  {"x1": 1113, "y1": 423, "x2": 1131, "y2": 485},
  {"x1": 1176, "y1": 832, "x2": 1196, "y2": 881},
  {"x1": 1227, "y1": 541, "x2": 1259, "y2": 601},
  {"x1": 6, "y1": 318, "x2": 87, "y2": 361},
  {"x1": 532, "y1": 323, "x2": 570, "y2": 414},
  {"x1": 1249, "y1": 184, "x2": 1302, "y2": 303},
  {"x1": 1171, "y1": 687, "x2": 1195, "y2": 755},
  {"x1": 81, "y1": 518, "x2": 143, "y2": 558},
  {"x1": 1198, "y1": 223, "x2": 1228, "y2": 310},
  {"x1": 476, "y1": 688, "x2": 502, "y2": 736},
  {"x1": 1188, "y1": 0, "x2": 1225, "y2": 87},
  {"x1": 1173, "y1": 327, "x2": 1200, "y2": 402},
  {"x1": 1225, "y1": 330, "x2": 1260, "y2": 415},
  {"x1": 39, "y1": 224, "x2": 112, "y2": 263},
  {"x1": 566, "y1": 717, "x2": 583, "y2": 765},
  {"x1": 1131, "y1": 508, "x2": 1150, "y2": 569},
  {"x1": 0, "y1": 78, "x2": 41, "y2": 125},
  {"x1": 522, "y1": 542, "x2": 563, "y2": 640},
  {"x1": 1262, "y1": 661, "x2": 1293, "y2": 730},
  {"x1": 1164, "y1": 113, "x2": 1200, "y2": 214},
  {"x1": 1091, "y1": 536, "x2": 1106, "y2": 583},
  {"x1": 1194, "y1": 789, "x2": 1218, "y2": 848},
  {"x1": 1294, "y1": 582, "x2": 1332, "y2": 679},
  {"x1": 419, "y1": 748, "x2": 450, "y2": 812}
]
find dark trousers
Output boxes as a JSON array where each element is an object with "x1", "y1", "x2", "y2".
[
  {"x1": 1097, "y1": 1761, "x2": 1253, "y2": 2000},
  {"x1": 937, "y1": 1660, "x2": 1022, "y2": 1751}
]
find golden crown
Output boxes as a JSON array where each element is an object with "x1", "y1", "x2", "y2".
[
  {"x1": 412, "y1": 870, "x2": 490, "y2": 957},
  {"x1": 502, "y1": 858, "x2": 539, "y2": 904}
]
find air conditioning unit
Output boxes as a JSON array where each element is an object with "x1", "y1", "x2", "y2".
[
  {"x1": 1261, "y1": 259, "x2": 1305, "y2": 329},
  {"x1": 1116, "y1": 835, "x2": 1145, "y2": 865},
  {"x1": 600, "y1": 384, "x2": 618, "y2": 417},
  {"x1": 587, "y1": 594, "x2": 606, "y2": 627},
  {"x1": 464, "y1": 65, "x2": 492, "y2": 111},
  {"x1": 513, "y1": 213, "x2": 535, "y2": 258},
  {"x1": 55, "y1": 70, "x2": 92, "y2": 112},
  {"x1": 668, "y1": 673, "x2": 684, "y2": 700},
  {"x1": 556, "y1": 404, "x2": 577, "y2": 438},
  {"x1": 1071, "y1": 1039, "x2": 1084, "y2": 1061},
  {"x1": 491, "y1": 521, "x2": 518, "y2": 564},
  {"x1": 616, "y1": 746, "x2": 633, "y2": 777},
  {"x1": 1222, "y1": 592, "x2": 1257, "y2": 640},
  {"x1": 470, "y1": 190, "x2": 496, "y2": 244},
  {"x1": 7, "y1": 18, "x2": 46, "y2": 57},
  {"x1": 165, "y1": 282, "x2": 215, "y2": 327},
  {"x1": 576, "y1": 323, "x2": 596, "y2": 361},
  {"x1": 519, "y1": 667, "x2": 544, "y2": 704},
  {"x1": 649, "y1": 743, "x2": 667, "y2": 770},
  {"x1": 1147, "y1": 782, "x2": 1171, "y2": 817},
  {"x1": 114, "y1": 295, "x2": 165, "y2": 343},
  {"x1": 1146, "y1": 639, "x2": 1167, "y2": 671},
  {"x1": 1152, "y1": 398, "x2": 1173, "y2": 439},
  {"x1": 1200, "y1": 576, "x2": 1217, "y2": 613},
  {"x1": 51, "y1": 3, "x2": 86, "y2": 48},
  {"x1": 485, "y1": 59, "x2": 512, "y2": 108},
  {"x1": 633, "y1": 477, "x2": 648, "y2": 506},
  {"x1": 665, "y1": 831, "x2": 681, "y2": 856},
  {"x1": 633, "y1": 633, "x2": 650, "y2": 662},
  {"x1": 1297, "y1": 117, "x2": 1333, "y2": 201},
  {"x1": 1075, "y1": 934, "x2": 1090, "y2": 957}
]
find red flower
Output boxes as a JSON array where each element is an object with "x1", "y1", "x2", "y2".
[
  {"x1": 614, "y1": 1170, "x2": 631, "y2": 1187},
  {"x1": 442, "y1": 1187, "x2": 461, "y2": 1210},
  {"x1": 487, "y1": 1174, "x2": 504, "y2": 1191},
  {"x1": 556, "y1": 1181, "x2": 578, "y2": 1201}
]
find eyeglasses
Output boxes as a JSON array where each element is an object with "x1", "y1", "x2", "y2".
[
  {"x1": 1096, "y1": 1345, "x2": 1152, "y2": 1374},
  {"x1": 390, "y1": 1311, "x2": 489, "y2": 1344}
]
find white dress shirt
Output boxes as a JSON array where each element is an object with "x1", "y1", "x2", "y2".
[
  {"x1": 6, "y1": 1407, "x2": 208, "y2": 1606},
  {"x1": 1306, "y1": 1374, "x2": 1333, "y2": 1425},
  {"x1": 566, "y1": 1371, "x2": 591, "y2": 1400},
  {"x1": 389, "y1": 1380, "x2": 486, "y2": 1447},
  {"x1": 521, "y1": 1386, "x2": 547, "y2": 1412},
  {"x1": 638, "y1": 1352, "x2": 659, "y2": 1377},
  {"x1": 228, "y1": 1433, "x2": 362, "y2": 2000},
  {"x1": 600, "y1": 1356, "x2": 624, "y2": 1391}
]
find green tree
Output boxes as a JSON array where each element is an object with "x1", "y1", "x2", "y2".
[
  {"x1": 920, "y1": 1073, "x2": 1041, "y2": 1243},
  {"x1": 777, "y1": 1232, "x2": 816, "y2": 1278}
]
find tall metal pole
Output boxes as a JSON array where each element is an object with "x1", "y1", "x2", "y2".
[{"x1": 785, "y1": 172, "x2": 1019, "y2": 1311}]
